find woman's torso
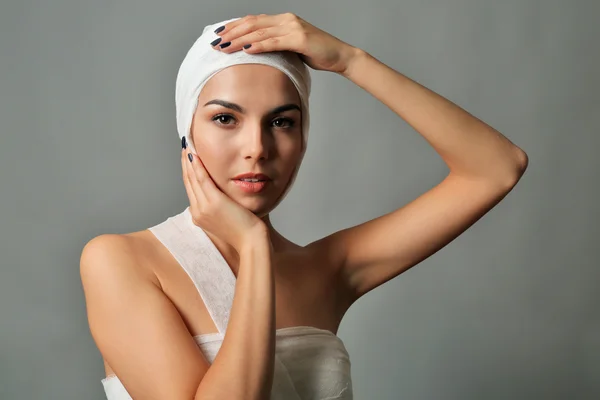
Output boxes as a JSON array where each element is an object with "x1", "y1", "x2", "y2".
[{"x1": 102, "y1": 209, "x2": 353, "y2": 381}]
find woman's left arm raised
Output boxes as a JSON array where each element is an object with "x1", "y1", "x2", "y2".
[
  {"x1": 329, "y1": 47, "x2": 528, "y2": 302},
  {"x1": 340, "y1": 48, "x2": 528, "y2": 184},
  {"x1": 213, "y1": 13, "x2": 529, "y2": 303}
]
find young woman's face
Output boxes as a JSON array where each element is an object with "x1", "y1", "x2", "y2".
[{"x1": 190, "y1": 64, "x2": 303, "y2": 214}]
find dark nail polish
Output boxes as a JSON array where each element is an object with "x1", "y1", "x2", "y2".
[
  {"x1": 219, "y1": 41, "x2": 231, "y2": 49},
  {"x1": 243, "y1": 44, "x2": 252, "y2": 49},
  {"x1": 214, "y1": 25, "x2": 225, "y2": 34},
  {"x1": 188, "y1": 153, "x2": 193, "y2": 163},
  {"x1": 210, "y1": 37, "x2": 222, "y2": 46},
  {"x1": 181, "y1": 136, "x2": 187, "y2": 149}
]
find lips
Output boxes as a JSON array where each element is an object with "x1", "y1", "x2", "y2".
[
  {"x1": 232, "y1": 172, "x2": 271, "y2": 181},
  {"x1": 233, "y1": 179, "x2": 269, "y2": 193},
  {"x1": 235, "y1": 178, "x2": 268, "y2": 182}
]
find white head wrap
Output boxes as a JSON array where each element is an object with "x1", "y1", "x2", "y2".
[{"x1": 175, "y1": 17, "x2": 312, "y2": 207}]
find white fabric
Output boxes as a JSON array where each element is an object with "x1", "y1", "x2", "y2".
[
  {"x1": 101, "y1": 207, "x2": 353, "y2": 399},
  {"x1": 176, "y1": 17, "x2": 312, "y2": 206}
]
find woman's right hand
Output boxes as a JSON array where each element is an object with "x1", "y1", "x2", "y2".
[{"x1": 181, "y1": 139, "x2": 267, "y2": 254}]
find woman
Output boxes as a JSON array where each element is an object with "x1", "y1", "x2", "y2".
[{"x1": 80, "y1": 13, "x2": 528, "y2": 400}]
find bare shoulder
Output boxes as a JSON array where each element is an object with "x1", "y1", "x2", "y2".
[
  {"x1": 79, "y1": 231, "x2": 212, "y2": 398},
  {"x1": 80, "y1": 230, "x2": 161, "y2": 289},
  {"x1": 78, "y1": 232, "x2": 156, "y2": 378}
]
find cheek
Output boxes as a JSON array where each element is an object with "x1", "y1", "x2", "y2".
[
  {"x1": 190, "y1": 114, "x2": 222, "y2": 149},
  {"x1": 276, "y1": 127, "x2": 301, "y2": 149},
  {"x1": 195, "y1": 150, "x2": 220, "y2": 173},
  {"x1": 192, "y1": 127, "x2": 226, "y2": 158},
  {"x1": 194, "y1": 148, "x2": 233, "y2": 185},
  {"x1": 281, "y1": 133, "x2": 303, "y2": 163}
]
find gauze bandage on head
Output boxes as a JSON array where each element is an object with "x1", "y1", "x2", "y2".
[{"x1": 175, "y1": 17, "x2": 312, "y2": 207}]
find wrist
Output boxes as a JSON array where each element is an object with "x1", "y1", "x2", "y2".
[
  {"x1": 239, "y1": 227, "x2": 272, "y2": 255},
  {"x1": 339, "y1": 46, "x2": 368, "y2": 79}
]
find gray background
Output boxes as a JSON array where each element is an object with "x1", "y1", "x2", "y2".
[{"x1": 1, "y1": 0, "x2": 598, "y2": 399}]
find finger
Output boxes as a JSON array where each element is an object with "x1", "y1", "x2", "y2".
[
  {"x1": 241, "y1": 32, "x2": 300, "y2": 54},
  {"x1": 186, "y1": 151, "x2": 215, "y2": 203},
  {"x1": 214, "y1": 14, "x2": 272, "y2": 39},
  {"x1": 219, "y1": 25, "x2": 289, "y2": 54},
  {"x1": 181, "y1": 148, "x2": 200, "y2": 206}
]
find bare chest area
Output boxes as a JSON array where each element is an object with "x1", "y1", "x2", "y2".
[
  {"x1": 103, "y1": 230, "x2": 346, "y2": 379},
  {"x1": 143, "y1": 229, "x2": 345, "y2": 332}
]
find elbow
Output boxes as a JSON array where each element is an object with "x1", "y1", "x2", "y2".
[
  {"x1": 514, "y1": 147, "x2": 529, "y2": 174},
  {"x1": 512, "y1": 146, "x2": 529, "y2": 180},
  {"x1": 500, "y1": 147, "x2": 529, "y2": 189}
]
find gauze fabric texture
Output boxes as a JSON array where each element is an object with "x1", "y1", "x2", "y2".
[
  {"x1": 101, "y1": 207, "x2": 353, "y2": 399},
  {"x1": 175, "y1": 17, "x2": 312, "y2": 207}
]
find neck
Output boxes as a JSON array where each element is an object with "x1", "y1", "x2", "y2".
[
  {"x1": 260, "y1": 212, "x2": 291, "y2": 253},
  {"x1": 204, "y1": 212, "x2": 293, "y2": 273}
]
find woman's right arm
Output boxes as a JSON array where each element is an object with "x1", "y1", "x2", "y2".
[
  {"x1": 197, "y1": 230, "x2": 276, "y2": 399},
  {"x1": 80, "y1": 230, "x2": 276, "y2": 400}
]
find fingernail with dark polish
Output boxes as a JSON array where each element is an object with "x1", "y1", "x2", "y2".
[
  {"x1": 214, "y1": 25, "x2": 225, "y2": 34},
  {"x1": 210, "y1": 37, "x2": 222, "y2": 46},
  {"x1": 243, "y1": 44, "x2": 252, "y2": 49},
  {"x1": 219, "y1": 41, "x2": 231, "y2": 49},
  {"x1": 182, "y1": 136, "x2": 187, "y2": 149},
  {"x1": 188, "y1": 153, "x2": 193, "y2": 163}
]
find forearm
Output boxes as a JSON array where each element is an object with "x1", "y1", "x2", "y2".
[
  {"x1": 195, "y1": 232, "x2": 275, "y2": 400},
  {"x1": 340, "y1": 48, "x2": 528, "y2": 185}
]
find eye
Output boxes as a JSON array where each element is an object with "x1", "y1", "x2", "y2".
[
  {"x1": 272, "y1": 117, "x2": 295, "y2": 129},
  {"x1": 212, "y1": 114, "x2": 236, "y2": 126},
  {"x1": 212, "y1": 114, "x2": 296, "y2": 129}
]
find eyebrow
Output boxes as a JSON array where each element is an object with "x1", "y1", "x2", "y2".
[{"x1": 203, "y1": 99, "x2": 301, "y2": 115}]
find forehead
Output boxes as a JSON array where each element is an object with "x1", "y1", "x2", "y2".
[{"x1": 199, "y1": 64, "x2": 301, "y2": 105}]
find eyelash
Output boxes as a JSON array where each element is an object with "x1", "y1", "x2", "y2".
[{"x1": 211, "y1": 113, "x2": 296, "y2": 129}]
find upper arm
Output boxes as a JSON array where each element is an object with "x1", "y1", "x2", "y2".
[
  {"x1": 327, "y1": 172, "x2": 524, "y2": 304},
  {"x1": 80, "y1": 234, "x2": 211, "y2": 400}
]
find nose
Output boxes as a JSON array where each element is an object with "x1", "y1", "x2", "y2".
[{"x1": 242, "y1": 123, "x2": 272, "y2": 161}]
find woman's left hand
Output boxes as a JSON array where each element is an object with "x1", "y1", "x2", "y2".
[{"x1": 212, "y1": 13, "x2": 361, "y2": 75}]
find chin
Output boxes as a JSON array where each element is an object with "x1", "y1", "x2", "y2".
[
  {"x1": 236, "y1": 194, "x2": 275, "y2": 216},
  {"x1": 240, "y1": 197, "x2": 269, "y2": 211}
]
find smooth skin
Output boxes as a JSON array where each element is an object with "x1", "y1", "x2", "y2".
[{"x1": 80, "y1": 12, "x2": 528, "y2": 399}]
